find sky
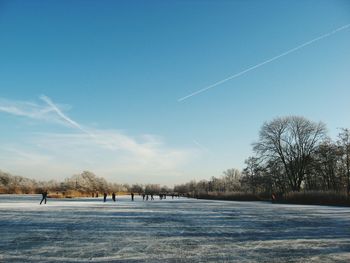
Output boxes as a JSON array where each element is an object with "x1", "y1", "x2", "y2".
[{"x1": 0, "y1": 0, "x2": 350, "y2": 185}]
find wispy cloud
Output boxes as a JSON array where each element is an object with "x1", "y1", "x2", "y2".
[
  {"x1": 39, "y1": 95, "x2": 89, "y2": 133},
  {"x1": 0, "y1": 100, "x2": 52, "y2": 119},
  {"x1": 0, "y1": 95, "x2": 199, "y2": 183},
  {"x1": 178, "y1": 23, "x2": 350, "y2": 102},
  {"x1": 0, "y1": 97, "x2": 71, "y2": 125},
  {"x1": 193, "y1": 140, "x2": 209, "y2": 153}
]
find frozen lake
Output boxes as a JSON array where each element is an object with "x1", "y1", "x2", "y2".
[{"x1": 0, "y1": 195, "x2": 349, "y2": 262}]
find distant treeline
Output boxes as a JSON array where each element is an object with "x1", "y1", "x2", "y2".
[
  {"x1": 0, "y1": 170, "x2": 170, "y2": 196},
  {"x1": 2, "y1": 116, "x2": 350, "y2": 205},
  {"x1": 0, "y1": 170, "x2": 120, "y2": 195},
  {"x1": 174, "y1": 116, "x2": 350, "y2": 204}
]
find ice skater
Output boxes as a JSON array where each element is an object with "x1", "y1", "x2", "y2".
[
  {"x1": 150, "y1": 194, "x2": 154, "y2": 200},
  {"x1": 40, "y1": 190, "x2": 48, "y2": 205},
  {"x1": 142, "y1": 193, "x2": 145, "y2": 201},
  {"x1": 103, "y1": 192, "x2": 107, "y2": 202},
  {"x1": 131, "y1": 192, "x2": 134, "y2": 201},
  {"x1": 112, "y1": 192, "x2": 116, "y2": 202},
  {"x1": 271, "y1": 193, "x2": 276, "y2": 202}
]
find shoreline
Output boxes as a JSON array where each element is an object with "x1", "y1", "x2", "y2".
[
  {"x1": 3, "y1": 193, "x2": 350, "y2": 207},
  {"x1": 191, "y1": 192, "x2": 350, "y2": 208}
]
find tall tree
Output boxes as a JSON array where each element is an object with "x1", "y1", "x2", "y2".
[
  {"x1": 241, "y1": 157, "x2": 265, "y2": 194},
  {"x1": 309, "y1": 141, "x2": 340, "y2": 191},
  {"x1": 222, "y1": 168, "x2": 241, "y2": 192},
  {"x1": 253, "y1": 116, "x2": 327, "y2": 191}
]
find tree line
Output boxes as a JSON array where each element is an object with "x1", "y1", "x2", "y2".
[
  {"x1": 0, "y1": 170, "x2": 121, "y2": 194},
  {"x1": 174, "y1": 116, "x2": 350, "y2": 198},
  {"x1": 0, "y1": 170, "x2": 170, "y2": 195},
  {"x1": 1, "y1": 116, "x2": 349, "y2": 199}
]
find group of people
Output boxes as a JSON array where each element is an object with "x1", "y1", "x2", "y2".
[
  {"x1": 103, "y1": 192, "x2": 134, "y2": 202},
  {"x1": 103, "y1": 192, "x2": 118, "y2": 202},
  {"x1": 141, "y1": 193, "x2": 180, "y2": 201},
  {"x1": 102, "y1": 192, "x2": 182, "y2": 202},
  {"x1": 39, "y1": 191, "x2": 181, "y2": 204},
  {"x1": 141, "y1": 193, "x2": 154, "y2": 201}
]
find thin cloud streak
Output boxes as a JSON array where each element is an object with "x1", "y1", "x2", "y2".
[
  {"x1": 0, "y1": 96, "x2": 199, "y2": 182},
  {"x1": 40, "y1": 95, "x2": 93, "y2": 136},
  {"x1": 0, "y1": 97, "x2": 71, "y2": 125},
  {"x1": 39, "y1": 96, "x2": 116, "y2": 150},
  {"x1": 0, "y1": 95, "x2": 173, "y2": 155},
  {"x1": 178, "y1": 23, "x2": 350, "y2": 102},
  {"x1": 0, "y1": 100, "x2": 54, "y2": 119},
  {"x1": 193, "y1": 140, "x2": 209, "y2": 153}
]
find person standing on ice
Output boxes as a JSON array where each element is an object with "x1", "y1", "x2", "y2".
[
  {"x1": 142, "y1": 193, "x2": 145, "y2": 201},
  {"x1": 131, "y1": 192, "x2": 134, "y2": 201},
  {"x1": 103, "y1": 192, "x2": 107, "y2": 202},
  {"x1": 40, "y1": 190, "x2": 48, "y2": 205},
  {"x1": 112, "y1": 192, "x2": 116, "y2": 202}
]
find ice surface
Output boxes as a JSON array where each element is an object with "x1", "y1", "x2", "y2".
[{"x1": 0, "y1": 195, "x2": 349, "y2": 262}]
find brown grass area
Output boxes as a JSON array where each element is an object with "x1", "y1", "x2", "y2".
[
  {"x1": 196, "y1": 191, "x2": 261, "y2": 201},
  {"x1": 192, "y1": 191, "x2": 350, "y2": 207},
  {"x1": 276, "y1": 191, "x2": 350, "y2": 206}
]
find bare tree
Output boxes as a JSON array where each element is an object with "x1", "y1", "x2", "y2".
[
  {"x1": 223, "y1": 168, "x2": 241, "y2": 192},
  {"x1": 337, "y1": 128, "x2": 350, "y2": 195},
  {"x1": 253, "y1": 116, "x2": 327, "y2": 191},
  {"x1": 131, "y1": 184, "x2": 144, "y2": 194},
  {"x1": 144, "y1": 184, "x2": 160, "y2": 194},
  {"x1": 241, "y1": 157, "x2": 265, "y2": 194},
  {"x1": 309, "y1": 141, "x2": 341, "y2": 191}
]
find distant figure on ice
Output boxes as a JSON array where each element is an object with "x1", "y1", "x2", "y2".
[
  {"x1": 112, "y1": 192, "x2": 116, "y2": 202},
  {"x1": 103, "y1": 192, "x2": 107, "y2": 202},
  {"x1": 131, "y1": 192, "x2": 134, "y2": 201},
  {"x1": 40, "y1": 190, "x2": 48, "y2": 205},
  {"x1": 142, "y1": 193, "x2": 145, "y2": 201},
  {"x1": 271, "y1": 193, "x2": 276, "y2": 202},
  {"x1": 150, "y1": 194, "x2": 154, "y2": 200},
  {"x1": 146, "y1": 194, "x2": 149, "y2": 201}
]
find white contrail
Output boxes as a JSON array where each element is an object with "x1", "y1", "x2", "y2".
[
  {"x1": 178, "y1": 23, "x2": 350, "y2": 102},
  {"x1": 40, "y1": 96, "x2": 120, "y2": 150},
  {"x1": 40, "y1": 95, "x2": 93, "y2": 136},
  {"x1": 193, "y1": 140, "x2": 209, "y2": 153}
]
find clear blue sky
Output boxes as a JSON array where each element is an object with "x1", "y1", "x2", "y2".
[{"x1": 0, "y1": 0, "x2": 349, "y2": 185}]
